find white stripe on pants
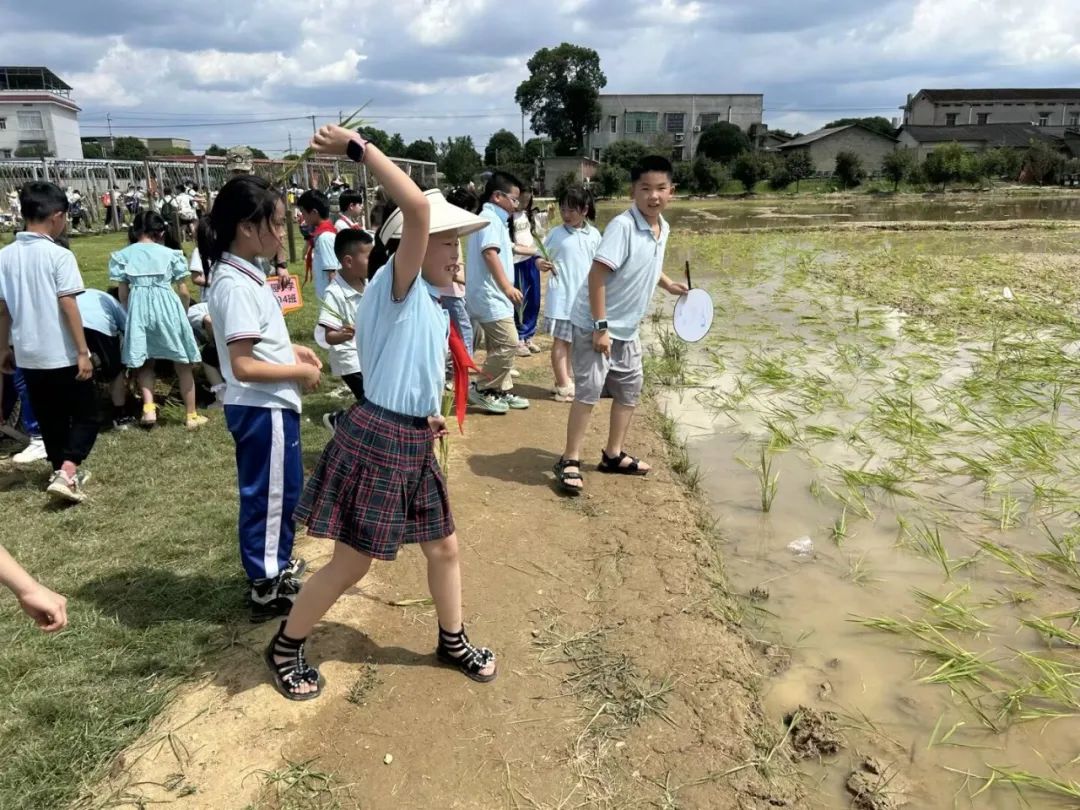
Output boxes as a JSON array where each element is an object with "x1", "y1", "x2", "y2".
[{"x1": 264, "y1": 408, "x2": 285, "y2": 579}]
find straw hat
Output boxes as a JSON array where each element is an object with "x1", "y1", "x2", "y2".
[
  {"x1": 378, "y1": 188, "x2": 487, "y2": 244},
  {"x1": 225, "y1": 146, "x2": 253, "y2": 173}
]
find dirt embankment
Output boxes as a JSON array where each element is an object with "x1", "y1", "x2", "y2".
[{"x1": 85, "y1": 354, "x2": 804, "y2": 810}]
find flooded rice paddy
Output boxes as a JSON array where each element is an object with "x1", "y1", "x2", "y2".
[{"x1": 652, "y1": 215, "x2": 1080, "y2": 808}]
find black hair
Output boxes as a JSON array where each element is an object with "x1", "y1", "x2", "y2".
[
  {"x1": 334, "y1": 228, "x2": 373, "y2": 262},
  {"x1": 482, "y1": 170, "x2": 522, "y2": 202},
  {"x1": 631, "y1": 155, "x2": 674, "y2": 183},
  {"x1": 196, "y1": 175, "x2": 282, "y2": 271},
  {"x1": 298, "y1": 189, "x2": 330, "y2": 219},
  {"x1": 367, "y1": 200, "x2": 400, "y2": 281},
  {"x1": 19, "y1": 181, "x2": 68, "y2": 221},
  {"x1": 516, "y1": 185, "x2": 537, "y2": 235},
  {"x1": 174, "y1": 184, "x2": 185, "y2": 194},
  {"x1": 128, "y1": 210, "x2": 168, "y2": 244},
  {"x1": 558, "y1": 184, "x2": 596, "y2": 222},
  {"x1": 446, "y1": 186, "x2": 479, "y2": 214},
  {"x1": 337, "y1": 191, "x2": 364, "y2": 211}
]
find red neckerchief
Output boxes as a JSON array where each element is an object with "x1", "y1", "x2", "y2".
[
  {"x1": 304, "y1": 220, "x2": 338, "y2": 286},
  {"x1": 447, "y1": 320, "x2": 476, "y2": 433}
]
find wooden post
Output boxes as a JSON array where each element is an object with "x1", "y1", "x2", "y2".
[
  {"x1": 84, "y1": 166, "x2": 100, "y2": 231},
  {"x1": 287, "y1": 195, "x2": 297, "y2": 263},
  {"x1": 107, "y1": 163, "x2": 120, "y2": 230}
]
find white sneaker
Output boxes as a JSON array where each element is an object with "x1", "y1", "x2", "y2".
[
  {"x1": 46, "y1": 470, "x2": 88, "y2": 504},
  {"x1": 510, "y1": 368, "x2": 521, "y2": 378},
  {"x1": 13, "y1": 436, "x2": 48, "y2": 464}
]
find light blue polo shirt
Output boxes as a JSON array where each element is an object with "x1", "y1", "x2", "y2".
[
  {"x1": 569, "y1": 206, "x2": 669, "y2": 342},
  {"x1": 543, "y1": 222, "x2": 601, "y2": 322},
  {"x1": 312, "y1": 231, "x2": 340, "y2": 302},
  {"x1": 0, "y1": 232, "x2": 85, "y2": 369},
  {"x1": 356, "y1": 256, "x2": 448, "y2": 419},
  {"x1": 78, "y1": 288, "x2": 127, "y2": 336},
  {"x1": 464, "y1": 202, "x2": 514, "y2": 324},
  {"x1": 208, "y1": 253, "x2": 302, "y2": 412}
]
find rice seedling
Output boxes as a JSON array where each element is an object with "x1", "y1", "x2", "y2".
[
  {"x1": 899, "y1": 522, "x2": 955, "y2": 579},
  {"x1": 974, "y1": 539, "x2": 1041, "y2": 585},
  {"x1": 845, "y1": 554, "x2": 879, "y2": 586},
  {"x1": 830, "y1": 508, "x2": 848, "y2": 546},
  {"x1": 912, "y1": 586, "x2": 991, "y2": 634},
  {"x1": 1022, "y1": 616, "x2": 1080, "y2": 647},
  {"x1": 997, "y1": 493, "x2": 1022, "y2": 531},
  {"x1": 749, "y1": 444, "x2": 779, "y2": 513},
  {"x1": 968, "y1": 767, "x2": 1080, "y2": 802},
  {"x1": 1037, "y1": 523, "x2": 1080, "y2": 579}
]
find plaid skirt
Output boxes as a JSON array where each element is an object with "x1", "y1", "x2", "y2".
[{"x1": 294, "y1": 400, "x2": 454, "y2": 560}]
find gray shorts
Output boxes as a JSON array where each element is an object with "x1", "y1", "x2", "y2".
[
  {"x1": 545, "y1": 317, "x2": 574, "y2": 343},
  {"x1": 570, "y1": 326, "x2": 644, "y2": 406}
]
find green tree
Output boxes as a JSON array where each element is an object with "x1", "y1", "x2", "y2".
[
  {"x1": 995, "y1": 147, "x2": 1023, "y2": 180},
  {"x1": 769, "y1": 163, "x2": 793, "y2": 191},
  {"x1": 438, "y1": 136, "x2": 482, "y2": 185},
  {"x1": 385, "y1": 133, "x2": 407, "y2": 157},
  {"x1": 113, "y1": 137, "x2": 150, "y2": 160},
  {"x1": 594, "y1": 164, "x2": 624, "y2": 197},
  {"x1": 770, "y1": 128, "x2": 795, "y2": 139},
  {"x1": 601, "y1": 140, "x2": 648, "y2": 172},
  {"x1": 152, "y1": 146, "x2": 194, "y2": 157},
  {"x1": 82, "y1": 141, "x2": 105, "y2": 159},
  {"x1": 205, "y1": 144, "x2": 227, "y2": 156},
  {"x1": 247, "y1": 146, "x2": 268, "y2": 160},
  {"x1": 834, "y1": 151, "x2": 865, "y2": 188},
  {"x1": 515, "y1": 42, "x2": 607, "y2": 153},
  {"x1": 524, "y1": 137, "x2": 552, "y2": 164},
  {"x1": 690, "y1": 155, "x2": 722, "y2": 194},
  {"x1": 923, "y1": 142, "x2": 969, "y2": 190},
  {"x1": 673, "y1": 161, "x2": 694, "y2": 191},
  {"x1": 484, "y1": 129, "x2": 524, "y2": 167},
  {"x1": 553, "y1": 172, "x2": 578, "y2": 202},
  {"x1": 784, "y1": 150, "x2": 815, "y2": 192},
  {"x1": 732, "y1": 152, "x2": 770, "y2": 192},
  {"x1": 14, "y1": 143, "x2": 52, "y2": 158},
  {"x1": 881, "y1": 149, "x2": 917, "y2": 191},
  {"x1": 404, "y1": 139, "x2": 438, "y2": 163},
  {"x1": 697, "y1": 122, "x2": 750, "y2": 163},
  {"x1": 1023, "y1": 140, "x2": 1066, "y2": 185},
  {"x1": 283, "y1": 153, "x2": 301, "y2": 161},
  {"x1": 823, "y1": 116, "x2": 897, "y2": 138},
  {"x1": 356, "y1": 126, "x2": 391, "y2": 152}
]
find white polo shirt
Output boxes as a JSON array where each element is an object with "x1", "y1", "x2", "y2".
[
  {"x1": 208, "y1": 252, "x2": 301, "y2": 412},
  {"x1": 0, "y1": 232, "x2": 85, "y2": 369},
  {"x1": 316, "y1": 274, "x2": 363, "y2": 377}
]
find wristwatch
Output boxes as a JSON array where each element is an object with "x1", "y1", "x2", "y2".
[
  {"x1": 593, "y1": 319, "x2": 608, "y2": 332},
  {"x1": 346, "y1": 134, "x2": 368, "y2": 163}
]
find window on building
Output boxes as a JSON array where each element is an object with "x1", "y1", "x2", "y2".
[
  {"x1": 0, "y1": 149, "x2": 11, "y2": 159},
  {"x1": 0, "y1": 118, "x2": 6, "y2": 130},
  {"x1": 1070, "y1": 113, "x2": 1080, "y2": 127},
  {"x1": 665, "y1": 112, "x2": 686, "y2": 133},
  {"x1": 1038, "y1": 112, "x2": 1051, "y2": 126},
  {"x1": 626, "y1": 112, "x2": 658, "y2": 135},
  {"x1": 608, "y1": 115, "x2": 618, "y2": 134},
  {"x1": 592, "y1": 148, "x2": 601, "y2": 161},
  {"x1": 17, "y1": 111, "x2": 44, "y2": 130},
  {"x1": 699, "y1": 113, "x2": 721, "y2": 128},
  {"x1": 945, "y1": 113, "x2": 958, "y2": 127},
  {"x1": 976, "y1": 113, "x2": 990, "y2": 125}
]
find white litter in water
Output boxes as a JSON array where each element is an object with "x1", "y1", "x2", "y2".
[
  {"x1": 1002, "y1": 286, "x2": 1014, "y2": 300},
  {"x1": 787, "y1": 536, "x2": 814, "y2": 556}
]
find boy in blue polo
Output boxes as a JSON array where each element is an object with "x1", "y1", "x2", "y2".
[
  {"x1": 553, "y1": 156, "x2": 688, "y2": 494},
  {"x1": 465, "y1": 171, "x2": 528, "y2": 414}
]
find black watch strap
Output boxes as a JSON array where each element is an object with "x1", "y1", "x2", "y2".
[{"x1": 346, "y1": 137, "x2": 366, "y2": 163}]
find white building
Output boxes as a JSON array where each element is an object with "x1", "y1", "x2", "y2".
[
  {"x1": 584, "y1": 93, "x2": 764, "y2": 162},
  {"x1": 902, "y1": 88, "x2": 1080, "y2": 133},
  {"x1": 0, "y1": 67, "x2": 84, "y2": 160}
]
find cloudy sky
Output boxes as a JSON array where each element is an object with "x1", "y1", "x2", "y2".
[{"x1": 3, "y1": 0, "x2": 1079, "y2": 155}]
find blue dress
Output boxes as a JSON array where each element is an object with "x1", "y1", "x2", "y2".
[{"x1": 109, "y1": 242, "x2": 201, "y2": 367}]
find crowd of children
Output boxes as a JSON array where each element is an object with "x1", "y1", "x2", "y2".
[{"x1": 0, "y1": 136, "x2": 687, "y2": 702}]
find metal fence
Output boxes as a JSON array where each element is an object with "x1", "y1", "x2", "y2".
[{"x1": 0, "y1": 155, "x2": 438, "y2": 230}]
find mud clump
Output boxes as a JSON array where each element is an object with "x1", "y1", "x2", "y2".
[
  {"x1": 783, "y1": 706, "x2": 843, "y2": 760},
  {"x1": 846, "y1": 757, "x2": 912, "y2": 810}
]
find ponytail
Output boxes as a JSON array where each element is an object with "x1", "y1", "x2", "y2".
[{"x1": 199, "y1": 175, "x2": 282, "y2": 279}]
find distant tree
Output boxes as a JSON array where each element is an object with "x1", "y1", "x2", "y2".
[
  {"x1": 385, "y1": 133, "x2": 407, "y2": 157},
  {"x1": 524, "y1": 137, "x2": 553, "y2": 164},
  {"x1": 356, "y1": 126, "x2": 391, "y2": 152},
  {"x1": 82, "y1": 141, "x2": 105, "y2": 159},
  {"x1": 769, "y1": 163, "x2": 793, "y2": 191},
  {"x1": 484, "y1": 129, "x2": 524, "y2": 167},
  {"x1": 602, "y1": 140, "x2": 649, "y2": 172},
  {"x1": 113, "y1": 137, "x2": 150, "y2": 161},
  {"x1": 673, "y1": 161, "x2": 694, "y2": 191},
  {"x1": 283, "y1": 153, "x2": 301, "y2": 161},
  {"x1": 691, "y1": 155, "x2": 723, "y2": 194},
  {"x1": 732, "y1": 152, "x2": 770, "y2": 192},
  {"x1": 594, "y1": 164, "x2": 625, "y2": 197},
  {"x1": 923, "y1": 142, "x2": 970, "y2": 190},
  {"x1": 881, "y1": 149, "x2": 917, "y2": 191},
  {"x1": 834, "y1": 151, "x2": 865, "y2": 188},
  {"x1": 995, "y1": 147, "x2": 1023, "y2": 180},
  {"x1": 247, "y1": 147, "x2": 268, "y2": 160},
  {"x1": 823, "y1": 117, "x2": 897, "y2": 138},
  {"x1": 697, "y1": 122, "x2": 751, "y2": 163},
  {"x1": 404, "y1": 139, "x2": 438, "y2": 163},
  {"x1": 770, "y1": 128, "x2": 795, "y2": 139},
  {"x1": 152, "y1": 146, "x2": 194, "y2": 157},
  {"x1": 784, "y1": 150, "x2": 815, "y2": 191},
  {"x1": 14, "y1": 143, "x2": 53, "y2": 158},
  {"x1": 515, "y1": 43, "x2": 607, "y2": 153},
  {"x1": 438, "y1": 136, "x2": 482, "y2": 185},
  {"x1": 553, "y1": 172, "x2": 579, "y2": 202},
  {"x1": 205, "y1": 144, "x2": 227, "y2": 156},
  {"x1": 1023, "y1": 140, "x2": 1066, "y2": 186}
]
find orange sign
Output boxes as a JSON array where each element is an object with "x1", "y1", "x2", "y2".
[{"x1": 269, "y1": 276, "x2": 304, "y2": 314}]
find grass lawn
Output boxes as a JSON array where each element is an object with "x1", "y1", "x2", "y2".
[{"x1": 0, "y1": 230, "x2": 338, "y2": 809}]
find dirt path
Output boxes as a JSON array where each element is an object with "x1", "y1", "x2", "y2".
[{"x1": 88, "y1": 354, "x2": 803, "y2": 810}]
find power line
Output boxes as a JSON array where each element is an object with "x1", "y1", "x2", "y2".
[{"x1": 80, "y1": 115, "x2": 316, "y2": 130}]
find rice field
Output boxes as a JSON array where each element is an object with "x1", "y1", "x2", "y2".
[{"x1": 653, "y1": 221, "x2": 1080, "y2": 808}]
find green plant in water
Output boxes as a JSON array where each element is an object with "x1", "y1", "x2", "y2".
[
  {"x1": 975, "y1": 540, "x2": 1041, "y2": 585},
  {"x1": 830, "y1": 508, "x2": 848, "y2": 546},
  {"x1": 752, "y1": 444, "x2": 779, "y2": 513},
  {"x1": 901, "y1": 522, "x2": 955, "y2": 579}
]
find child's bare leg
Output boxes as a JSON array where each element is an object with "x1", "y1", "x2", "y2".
[
  {"x1": 203, "y1": 364, "x2": 224, "y2": 387},
  {"x1": 551, "y1": 338, "x2": 572, "y2": 389},
  {"x1": 557, "y1": 401, "x2": 593, "y2": 490},
  {"x1": 175, "y1": 363, "x2": 197, "y2": 414},
  {"x1": 422, "y1": 534, "x2": 496, "y2": 678},
  {"x1": 108, "y1": 374, "x2": 126, "y2": 407},
  {"x1": 605, "y1": 402, "x2": 650, "y2": 472},
  {"x1": 136, "y1": 362, "x2": 156, "y2": 408}
]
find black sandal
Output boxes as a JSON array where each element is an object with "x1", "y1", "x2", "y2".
[
  {"x1": 598, "y1": 450, "x2": 649, "y2": 476},
  {"x1": 265, "y1": 621, "x2": 322, "y2": 701},
  {"x1": 553, "y1": 457, "x2": 584, "y2": 495},
  {"x1": 436, "y1": 625, "x2": 498, "y2": 683}
]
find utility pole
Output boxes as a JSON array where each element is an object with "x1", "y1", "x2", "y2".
[
  {"x1": 106, "y1": 112, "x2": 114, "y2": 158},
  {"x1": 288, "y1": 132, "x2": 293, "y2": 156},
  {"x1": 521, "y1": 108, "x2": 526, "y2": 147},
  {"x1": 310, "y1": 115, "x2": 317, "y2": 136}
]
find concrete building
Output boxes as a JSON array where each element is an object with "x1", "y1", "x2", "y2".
[
  {"x1": 0, "y1": 66, "x2": 83, "y2": 159},
  {"x1": 145, "y1": 137, "x2": 192, "y2": 152},
  {"x1": 902, "y1": 89, "x2": 1080, "y2": 133},
  {"x1": 585, "y1": 93, "x2": 763, "y2": 162},
  {"x1": 777, "y1": 124, "x2": 897, "y2": 174},
  {"x1": 898, "y1": 123, "x2": 1066, "y2": 161}
]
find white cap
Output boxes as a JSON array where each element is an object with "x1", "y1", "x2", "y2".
[{"x1": 378, "y1": 188, "x2": 487, "y2": 244}]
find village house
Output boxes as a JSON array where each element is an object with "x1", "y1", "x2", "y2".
[
  {"x1": 777, "y1": 123, "x2": 897, "y2": 174},
  {"x1": 902, "y1": 89, "x2": 1080, "y2": 133},
  {"x1": 0, "y1": 66, "x2": 83, "y2": 159},
  {"x1": 897, "y1": 123, "x2": 1068, "y2": 160}
]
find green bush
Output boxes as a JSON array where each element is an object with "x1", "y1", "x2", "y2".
[
  {"x1": 691, "y1": 156, "x2": 723, "y2": 194},
  {"x1": 834, "y1": 151, "x2": 865, "y2": 188},
  {"x1": 594, "y1": 164, "x2": 624, "y2": 197},
  {"x1": 881, "y1": 149, "x2": 917, "y2": 191},
  {"x1": 769, "y1": 164, "x2": 793, "y2": 190},
  {"x1": 732, "y1": 152, "x2": 771, "y2": 192}
]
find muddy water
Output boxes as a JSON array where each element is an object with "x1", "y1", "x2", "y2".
[{"x1": 655, "y1": 233, "x2": 1080, "y2": 808}]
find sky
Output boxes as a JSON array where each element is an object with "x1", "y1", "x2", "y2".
[{"x1": 3, "y1": 0, "x2": 1080, "y2": 156}]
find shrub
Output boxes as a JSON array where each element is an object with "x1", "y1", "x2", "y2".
[
  {"x1": 594, "y1": 164, "x2": 624, "y2": 197},
  {"x1": 834, "y1": 151, "x2": 865, "y2": 188},
  {"x1": 881, "y1": 149, "x2": 917, "y2": 191},
  {"x1": 732, "y1": 152, "x2": 771, "y2": 193},
  {"x1": 691, "y1": 156, "x2": 723, "y2": 194}
]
